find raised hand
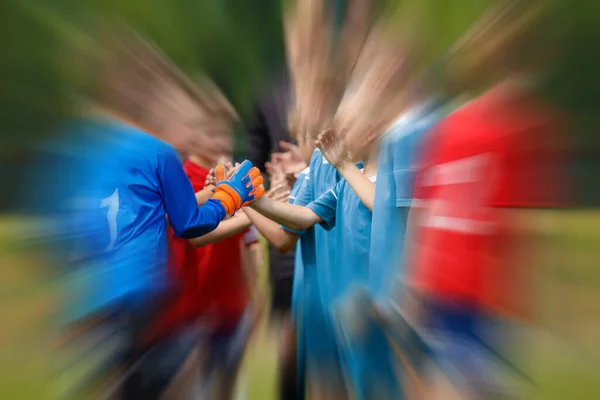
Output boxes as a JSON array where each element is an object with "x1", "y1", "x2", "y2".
[
  {"x1": 277, "y1": 141, "x2": 304, "y2": 164},
  {"x1": 241, "y1": 166, "x2": 265, "y2": 207},
  {"x1": 212, "y1": 160, "x2": 264, "y2": 216},
  {"x1": 205, "y1": 161, "x2": 239, "y2": 187},
  {"x1": 315, "y1": 128, "x2": 350, "y2": 168},
  {"x1": 266, "y1": 183, "x2": 292, "y2": 203},
  {"x1": 266, "y1": 157, "x2": 286, "y2": 185},
  {"x1": 272, "y1": 141, "x2": 305, "y2": 171}
]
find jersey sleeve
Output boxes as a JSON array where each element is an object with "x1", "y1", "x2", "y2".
[
  {"x1": 412, "y1": 126, "x2": 442, "y2": 204},
  {"x1": 289, "y1": 169, "x2": 312, "y2": 207},
  {"x1": 392, "y1": 125, "x2": 432, "y2": 207},
  {"x1": 378, "y1": 133, "x2": 415, "y2": 208},
  {"x1": 306, "y1": 180, "x2": 341, "y2": 231},
  {"x1": 157, "y1": 147, "x2": 226, "y2": 239}
]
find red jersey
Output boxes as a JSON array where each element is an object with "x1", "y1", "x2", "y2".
[
  {"x1": 409, "y1": 84, "x2": 566, "y2": 315},
  {"x1": 151, "y1": 161, "x2": 250, "y2": 340}
]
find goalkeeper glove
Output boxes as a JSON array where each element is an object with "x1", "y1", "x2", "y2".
[{"x1": 212, "y1": 160, "x2": 264, "y2": 216}]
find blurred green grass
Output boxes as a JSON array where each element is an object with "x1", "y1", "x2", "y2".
[
  {"x1": 1, "y1": 211, "x2": 600, "y2": 399},
  {"x1": 241, "y1": 210, "x2": 600, "y2": 400}
]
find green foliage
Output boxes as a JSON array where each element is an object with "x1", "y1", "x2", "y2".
[
  {"x1": 0, "y1": 0, "x2": 284, "y2": 158},
  {"x1": 1, "y1": 0, "x2": 599, "y2": 158},
  {"x1": 541, "y1": 0, "x2": 600, "y2": 150}
]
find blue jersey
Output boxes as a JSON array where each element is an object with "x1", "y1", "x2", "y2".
[
  {"x1": 306, "y1": 169, "x2": 376, "y2": 392},
  {"x1": 286, "y1": 167, "x2": 312, "y2": 398},
  {"x1": 47, "y1": 118, "x2": 226, "y2": 320},
  {"x1": 288, "y1": 167, "x2": 312, "y2": 318},
  {"x1": 307, "y1": 172, "x2": 375, "y2": 306},
  {"x1": 288, "y1": 150, "x2": 343, "y2": 316},
  {"x1": 24, "y1": 121, "x2": 120, "y2": 321},
  {"x1": 307, "y1": 151, "x2": 342, "y2": 271},
  {"x1": 288, "y1": 149, "x2": 360, "y2": 310},
  {"x1": 291, "y1": 150, "x2": 351, "y2": 379},
  {"x1": 334, "y1": 103, "x2": 444, "y2": 400},
  {"x1": 369, "y1": 103, "x2": 445, "y2": 299}
]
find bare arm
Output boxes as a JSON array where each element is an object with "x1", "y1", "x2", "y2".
[
  {"x1": 241, "y1": 240, "x2": 267, "y2": 327},
  {"x1": 195, "y1": 185, "x2": 215, "y2": 205},
  {"x1": 338, "y1": 161, "x2": 375, "y2": 210},
  {"x1": 188, "y1": 211, "x2": 251, "y2": 247},
  {"x1": 243, "y1": 207, "x2": 299, "y2": 253},
  {"x1": 316, "y1": 129, "x2": 376, "y2": 210},
  {"x1": 249, "y1": 196, "x2": 322, "y2": 232},
  {"x1": 239, "y1": 238, "x2": 258, "y2": 297}
]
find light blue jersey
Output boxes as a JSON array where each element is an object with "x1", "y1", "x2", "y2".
[
  {"x1": 307, "y1": 175, "x2": 375, "y2": 305},
  {"x1": 286, "y1": 149, "x2": 343, "y2": 288},
  {"x1": 288, "y1": 167, "x2": 312, "y2": 319},
  {"x1": 305, "y1": 170, "x2": 375, "y2": 395},
  {"x1": 286, "y1": 152, "x2": 340, "y2": 320},
  {"x1": 293, "y1": 150, "x2": 350, "y2": 384},
  {"x1": 310, "y1": 149, "x2": 344, "y2": 293},
  {"x1": 340, "y1": 103, "x2": 444, "y2": 400},
  {"x1": 370, "y1": 104, "x2": 444, "y2": 298},
  {"x1": 284, "y1": 166, "x2": 311, "y2": 398}
]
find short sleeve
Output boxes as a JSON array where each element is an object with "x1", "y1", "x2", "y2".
[
  {"x1": 392, "y1": 132, "x2": 421, "y2": 207},
  {"x1": 391, "y1": 119, "x2": 436, "y2": 207},
  {"x1": 306, "y1": 180, "x2": 341, "y2": 231},
  {"x1": 289, "y1": 169, "x2": 312, "y2": 207},
  {"x1": 393, "y1": 169, "x2": 417, "y2": 207},
  {"x1": 375, "y1": 135, "x2": 395, "y2": 207}
]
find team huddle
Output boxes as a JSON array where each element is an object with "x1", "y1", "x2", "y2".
[{"x1": 45, "y1": 1, "x2": 565, "y2": 399}]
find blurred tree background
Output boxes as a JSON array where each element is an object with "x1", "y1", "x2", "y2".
[
  {"x1": 0, "y1": 0, "x2": 599, "y2": 208},
  {"x1": 0, "y1": 0, "x2": 285, "y2": 209}
]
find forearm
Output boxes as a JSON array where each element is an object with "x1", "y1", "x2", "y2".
[
  {"x1": 170, "y1": 199, "x2": 226, "y2": 239},
  {"x1": 249, "y1": 196, "x2": 320, "y2": 231},
  {"x1": 243, "y1": 207, "x2": 298, "y2": 253},
  {"x1": 189, "y1": 211, "x2": 251, "y2": 247},
  {"x1": 195, "y1": 186, "x2": 215, "y2": 206},
  {"x1": 338, "y1": 162, "x2": 375, "y2": 210},
  {"x1": 240, "y1": 240, "x2": 258, "y2": 298},
  {"x1": 159, "y1": 152, "x2": 227, "y2": 239}
]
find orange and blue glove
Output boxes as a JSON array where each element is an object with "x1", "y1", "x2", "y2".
[
  {"x1": 212, "y1": 160, "x2": 264, "y2": 216},
  {"x1": 241, "y1": 166, "x2": 265, "y2": 207}
]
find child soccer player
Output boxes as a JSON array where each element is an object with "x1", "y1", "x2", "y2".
[
  {"x1": 250, "y1": 2, "x2": 374, "y2": 397},
  {"x1": 327, "y1": 94, "x2": 446, "y2": 400},
  {"x1": 405, "y1": 3, "x2": 567, "y2": 398},
  {"x1": 248, "y1": 118, "x2": 378, "y2": 400},
  {"x1": 309, "y1": 20, "x2": 436, "y2": 398},
  {"x1": 60, "y1": 30, "x2": 265, "y2": 399},
  {"x1": 244, "y1": 115, "x2": 366, "y2": 400},
  {"x1": 143, "y1": 96, "x2": 264, "y2": 399}
]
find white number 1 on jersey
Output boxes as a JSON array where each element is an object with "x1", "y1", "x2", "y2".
[{"x1": 100, "y1": 189, "x2": 119, "y2": 251}]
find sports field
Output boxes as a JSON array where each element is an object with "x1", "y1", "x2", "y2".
[
  {"x1": 242, "y1": 210, "x2": 600, "y2": 399},
  {"x1": 1, "y1": 210, "x2": 599, "y2": 399}
]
